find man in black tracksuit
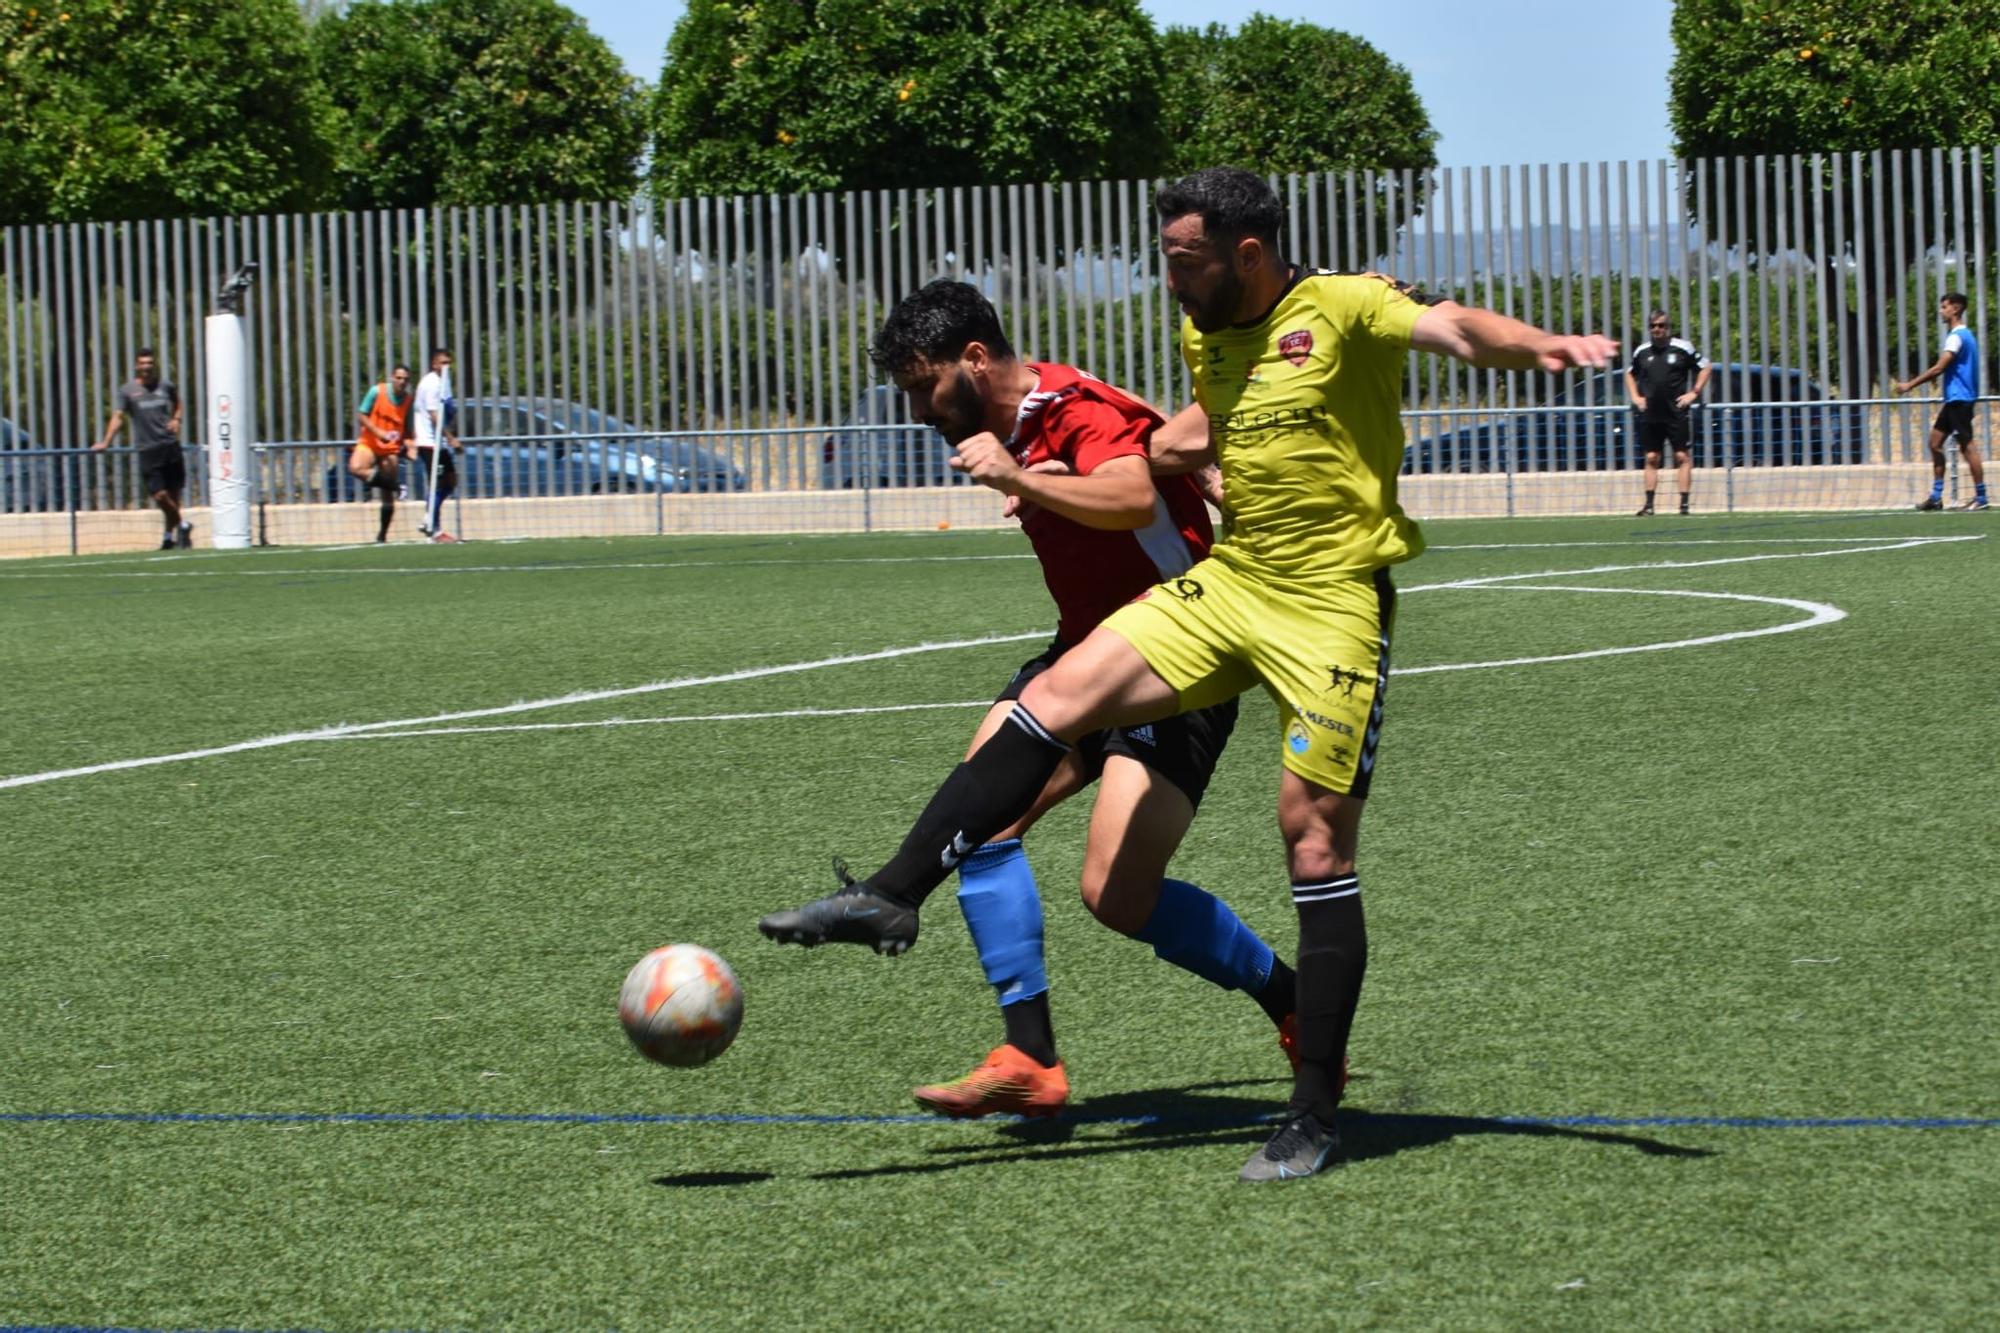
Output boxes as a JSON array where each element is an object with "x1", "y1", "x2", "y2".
[{"x1": 1626, "y1": 310, "x2": 1711, "y2": 516}]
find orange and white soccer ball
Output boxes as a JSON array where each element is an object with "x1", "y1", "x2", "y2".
[{"x1": 618, "y1": 944, "x2": 744, "y2": 1067}]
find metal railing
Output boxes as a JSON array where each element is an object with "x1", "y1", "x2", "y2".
[
  {"x1": 6, "y1": 399, "x2": 1978, "y2": 553},
  {"x1": 7, "y1": 146, "x2": 2000, "y2": 506}
]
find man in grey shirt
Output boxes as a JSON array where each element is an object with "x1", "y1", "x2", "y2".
[{"x1": 95, "y1": 347, "x2": 190, "y2": 549}]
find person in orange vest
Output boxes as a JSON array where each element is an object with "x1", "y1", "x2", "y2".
[{"x1": 349, "y1": 364, "x2": 413, "y2": 543}]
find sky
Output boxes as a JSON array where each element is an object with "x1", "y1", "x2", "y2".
[{"x1": 569, "y1": 1, "x2": 1679, "y2": 169}]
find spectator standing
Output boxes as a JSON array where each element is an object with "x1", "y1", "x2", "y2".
[
  {"x1": 1898, "y1": 293, "x2": 1988, "y2": 512},
  {"x1": 94, "y1": 348, "x2": 190, "y2": 549},
  {"x1": 1626, "y1": 311, "x2": 1710, "y2": 516},
  {"x1": 349, "y1": 364, "x2": 413, "y2": 542},
  {"x1": 411, "y1": 347, "x2": 460, "y2": 542}
]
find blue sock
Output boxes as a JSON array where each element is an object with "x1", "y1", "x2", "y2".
[
  {"x1": 1978, "y1": 483, "x2": 1989, "y2": 501},
  {"x1": 1133, "y1": 877, "x2": 1275, "y2": 994},
  {"x1": 955, "y1": 839, "x2": 1048, "y2": 1006},
  {"x1": 1931, "y1": 478, "x2": 1945, "y2": 500}
]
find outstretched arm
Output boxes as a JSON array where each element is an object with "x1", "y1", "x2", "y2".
[
  {"x1": 1411, "y1": 301, "x2": 1617, "y2": 372},
  {"x1": 94, "y1": 410, "x2": 124, "y2": 451}
]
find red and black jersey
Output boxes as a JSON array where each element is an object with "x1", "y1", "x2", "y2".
[{"x1": 1008, "y1": 362, "x2": 1213, "y2": 644}]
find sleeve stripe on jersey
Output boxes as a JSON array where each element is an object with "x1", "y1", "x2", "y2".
[{"x1": 1131, "y1": 493, "x2": 1197, "y2": 580}]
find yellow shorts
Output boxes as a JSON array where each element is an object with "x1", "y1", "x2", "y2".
[{"x1": 1099, "y1": 556, "x2": 1397, "y2": 796}]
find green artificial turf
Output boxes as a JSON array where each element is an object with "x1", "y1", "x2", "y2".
[{"x1": 1, "y1": 514, "x2": 1995, "y2": 1329}]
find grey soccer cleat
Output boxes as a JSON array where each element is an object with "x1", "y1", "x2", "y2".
[
  {"x1": 757, "y1": 858, "x2": 920, "y2": 955},
  {"x1": 1239, "y1": 1113, "x2": 1341, "y2": 1182}
]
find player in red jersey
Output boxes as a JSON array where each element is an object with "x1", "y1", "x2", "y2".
[{"x1": 764, "y1": 280, "x2": 1301, "y2": 1117}]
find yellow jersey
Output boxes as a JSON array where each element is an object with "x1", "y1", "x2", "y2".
[{"x1": 1184, "y1": 269, "x2": 1431, "y2": 580}]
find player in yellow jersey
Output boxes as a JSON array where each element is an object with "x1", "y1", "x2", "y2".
[{"x1": 759, "y1": 167, "x2": 1616, "y2": 1181}]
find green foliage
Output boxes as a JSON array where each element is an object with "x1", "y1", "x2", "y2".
[
  {"x1": 311, "y1": 0, "x2": 645, "y2": 209},
  {"x1": 1158, "y1": 17, "x2": 1437, "y2": 180},
  {"x1": 0, "y1": 0, "x2": 337, "y2": 224},
  {"x1": 1670, "y1": 0, "x2": 2000, "y2": 158},
  {"x1": 651, "y1": 5, "x2": 1441, "y2": 201},
  {"x1": 650, "y1": 0, "x2": 1170, "y2": 196}
]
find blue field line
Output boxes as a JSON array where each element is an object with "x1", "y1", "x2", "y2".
[
  {"x1": 1, "y1": 1320, "x2": 324, "y2": 1328},
  {"x1": 0, "y1": 1320, "x2": 312, "y2": 1328},
  {"x1": 2, "y1": 1109, "x2": 1996, "y2": 1131}
]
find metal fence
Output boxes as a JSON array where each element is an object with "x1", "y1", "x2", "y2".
[{"x1": 4, "y1": 149, "x2": 1997, "y2": 529}]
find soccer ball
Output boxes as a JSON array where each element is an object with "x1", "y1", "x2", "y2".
[{"x1": 617, "y1": 944, "x2": 744, "y2": 1067}]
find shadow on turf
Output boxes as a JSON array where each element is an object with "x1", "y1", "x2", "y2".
[
  {"x1": 653, "y1": 1169, "x2": 779, "y2": 1187},
  {"x1": 649, "y1": 1078, "x2": 1709, "y2": 1187}
]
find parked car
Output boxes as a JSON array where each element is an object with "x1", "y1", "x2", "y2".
[
  {"x1": 1406, "y1": 363, "x2": 1866, "y2": 474},
  {"x1": 819, "y1": 384, "x2": 966, "y2": 489},
  {"x1": 0, "y1": 416, "x2": 80, "y2": 513},
  {"x1": 328, "y1": 397, "x2": 746, "y2": 501}
]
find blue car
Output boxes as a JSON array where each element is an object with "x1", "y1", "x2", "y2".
[
  {"x1": 0, "y1": 416, "x2": 81, "y2": 514},
  {"x1": 818, "y1": 385, "x2": 966, "y2": 489},
  {"x1": 328, "y1": 397, "x2": 746, "y2": 501},
  {"x1": 1406, "y1": 364, "x2": 1866, "y2": 474}
]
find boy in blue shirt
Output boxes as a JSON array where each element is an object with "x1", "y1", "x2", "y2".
[{"x1": 1897, "y1": 292, "x2": 1988, "y2": 511}]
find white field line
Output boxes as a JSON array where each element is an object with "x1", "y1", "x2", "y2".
[
  {"x1": 1403, "y1": 533, "x2": 1979, "y2": 591},
  {"x1": 341, "y1": 700, "x2": 996, "y2": 740},
  {"x1": 0, "y1": 631, "x2": 1045, "y2": 791},
  {"x1": 0, "y1": 554, "x2": 1036, "y2": 580},
  {"x1": 1, "y1": 535, "x2": 1975, "y2": 788},
  {"x1": 1, "y1": 533, "x2": 1979, "y2": 581},
  {"x1": 1426, "y1": 536, "x2": 1971, "y2": 550}
]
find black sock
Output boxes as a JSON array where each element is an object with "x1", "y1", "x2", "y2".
[
  {"x1": 1288, "y1": 875, "x2": 1366, "y2": 1123},
  {"x1": 863, "y1": 703, "x2": 1069, "y2": 908},
  {"x1": 1643, "y1": 489, "x2": 1656, "y2": 508},
  {"x1": 1253, "y1": 956, "x2": 1296, "y2": 1026},
  {"x1": 1679, "y1": 492, "x2": 1690, "y2": 513},
  {"x1": 1000, "y1": 994, "x2": 1058, "y2": 1067}
]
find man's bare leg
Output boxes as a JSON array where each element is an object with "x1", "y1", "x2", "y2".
[{"x1": 759, "y1": 626, "x2": 1180, "y2": 950}]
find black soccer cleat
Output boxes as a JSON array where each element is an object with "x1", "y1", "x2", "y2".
[
  {"x1": 1633, "y1": 504, "x2": 1654, "y2": 517},
  {"x1": 1916, "y1": 496, "x2": 1944, "y2": 511},
  {"x1": 1239, "y1": 1112, "x2": 1341, "y2": 1182},
  {"x1": 757, "y1": 857, "x2": 920, "y2": 955}
]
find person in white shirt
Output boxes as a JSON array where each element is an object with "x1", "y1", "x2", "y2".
[{"x1": 411, "y1": 346, "x2": 460, "y2": 542}]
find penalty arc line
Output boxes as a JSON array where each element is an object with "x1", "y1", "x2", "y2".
[
  {"x1": 1395, "y1": 585, "x2": 1845, "y2": 675},
  {"x1": 337, "y1": 586, "x2": 1842, "y2": 742}
]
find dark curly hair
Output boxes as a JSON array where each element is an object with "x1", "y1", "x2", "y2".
[
  {"x1": 1154, "y1": 167, "x2": 1285, "y2": 249},
  {"x1": 870, "y1": 279, "x2": 1016, "y2": 378}
]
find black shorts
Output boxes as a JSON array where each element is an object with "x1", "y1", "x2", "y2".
[
  {"x1": 1000, "y1": 640, "x2": 1237, "y2": 810},
  {"x1": 1637, "y1": 416, "x2": 1691, "y2": 456},
  {"x1": 1933, "y1": 401, "x2": 1975, "y2": 444},
  {"x1": 140, "y1": 446, "x2": 186, "y2": 496}
]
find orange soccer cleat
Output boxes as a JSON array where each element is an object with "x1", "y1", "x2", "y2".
[
  {"x1": 913, "y1": 1043, "x2": 1069, "y2": 1119},
  {"x1": 1276, "y1": 1014, "x2": 1350, "y2": 1097}
]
